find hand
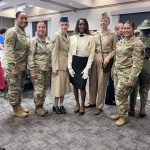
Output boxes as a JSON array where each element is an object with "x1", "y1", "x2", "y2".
[
  {"x1": 69, "y1": 68, "x2": 75, "y2": 77},
  {"x1": 103, "y1": 56, "x2": 110, "y2": 68},
  {"x1": 53, "y1": 70, "x2": 59, "y2": 75},
  {"x1": 12, "y1": 70, "x2": 19, "y2": 78},
  {"x1": 81, "y1": 69, "x2": 88, "y2": 79},
  {"x1": 127, "y1": 80, "x2": 133, "y2": 87},
  {"x1": 31, "y1": 73, "x2": 36, "y2": 79}
]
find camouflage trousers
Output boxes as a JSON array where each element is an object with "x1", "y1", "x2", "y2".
[
  {"x1": 129, "y1": 59, "x2": 150, "y2": 108},
  {"x1": 7, "y1": 70, "x2": 24, "y2": 106},
  {"x1": 114, "y1": 68, "x2": 135, "y2": 119},
  {"x1": 32, "y1": 70, "x2": 51, "y2": 107}
]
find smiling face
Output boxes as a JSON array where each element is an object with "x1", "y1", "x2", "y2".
[
  {"x1": 123, "y1": 23, "x2": 134, "y2": 38},
  {"x1": 116, "y1": 23, "x2": 124, "y2": 36},
  {"x1": 100, "y1": 17, "x2": 110, "y2": 30},
  {"x1": 78, "y1": 19, "x2": 86, "y2": 33},
  {"x1": 16, "y1": 12, "x2": 28, "y2": 30},
  {"x1": 59, "y1": 22, "x2": 69, "y2": 33},
  {"x1": 36, "y1": 22, "x2": 47, "y2": 38}
]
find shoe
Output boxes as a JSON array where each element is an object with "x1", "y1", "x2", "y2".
[
  {"x1": 139, "y1": 107, "x2": 146, "y2": 118},
  {"x1": 79, "y1": 111, "x2": 85, "y2": 115},
  {"x1": 79, "y1": 106, "x2": 85, "y2": 115},
  {"x1": 115, "y1": 118, "x2": 127, "y2": 126},
  {"x1": 12, "y1": 105, "x2": 28, "y2": 118},
  {"x1": 60, "y1": 106, "x2": 67, "y2": 114},
  {"x1": 128, "y1": 109, "x2": 135, "y2": 116},
  {"x1": 35, "y1": 106, "x2": 48, "y2": 116},
  {"x1": 53, "y1": 106, "x2": 62, "y2": 114},
  {"x1": 74, "y1": 105, "x2": 80, "y2": 113},
  {"x1": 111, "y1": 114, "x2": 120, "y2": 120},
  {"x1": 19, "y1": 105, "x2": 29, "y2": 113},
  {"x1": 85, "y1": 103, "x2": 96, "y2": 108},
  {"x1": 94, "y1": 108, "x2": 102, "y2": 115}
]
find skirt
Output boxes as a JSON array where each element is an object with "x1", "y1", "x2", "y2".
[
  {"x1": 51, "y1": 70, "x2": 71, "y2": 97},
  {"x1": 70, "y1": 55, "x2": 88, "y2": 90}
]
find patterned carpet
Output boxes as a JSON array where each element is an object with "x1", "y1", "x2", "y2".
[{"x1": 0, "y1": 89, "x2": 150, "y2": 150}]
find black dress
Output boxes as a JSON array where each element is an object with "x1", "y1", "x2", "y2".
[{"x1": 70, "y1": 55, "x2": 88, "y2": 90}]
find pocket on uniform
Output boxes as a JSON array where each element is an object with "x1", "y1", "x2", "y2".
[
  {"x1": 121, "y1": 81, "x2": 132, "y2": 96},
  {"x1": 9, "y1": 76, "x2": 20, "y2": 87}
]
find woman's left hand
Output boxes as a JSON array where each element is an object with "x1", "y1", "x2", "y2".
[
  {"x1": 53, "y1": 70, "x2": 59, "y2": 75},
  {"x1": 127, "y1": 80, "x2": 134, "y2": 87},
  {"x1": 103, "y1": 56, "x2": 109, "y2": 68}
]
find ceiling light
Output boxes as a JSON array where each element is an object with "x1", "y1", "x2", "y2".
[
  {"x1": 29, "y1": 5, "x2": 33, "y2": 7},
  {"x1": 16, "y1": 5, "x2": 26, "y2": 11}
]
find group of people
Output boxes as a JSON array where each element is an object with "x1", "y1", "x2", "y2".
[{"x1": 2, "y1": 10, "x2": 150, "y2": 126}]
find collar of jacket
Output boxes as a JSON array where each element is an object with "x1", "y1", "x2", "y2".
[
  {"x1": 36, "y1": 35, "x2": 50, "y2": 45},
  {"x1": 99, "y1": 29, "x2": 111, "y2": 36},
  {"x1": 124, "y1": 36, "x2": 135, "y2": 42},
  {"x1": 60, "y1": 31, "x2": 69, "y2": 42},
  {"x1": 71, "y1": 34, "x2": 89, "y2": 49},
  {"x1": 15, "y1": 25, "x2": 26, "y2": 36},
  {"x1": 117, "y1": 35, "x2": 124, "y2": 41},
  {"x1": 36, "y1": 35, "x2": 47, "y2": 43}
]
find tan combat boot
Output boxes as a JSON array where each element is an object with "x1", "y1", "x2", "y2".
[
  {"x1": 12, "y1": 105, "x2": 28, "y2": 118},
  {"x1": 111, "y1": 114, "x2": 120, "y2": 120},
  {"x1": 19, "y1": 105, "x2": 29, "y2": 113},
  {"x1": 35, "y1": 106, "x2": 48, "y2": 116},
  {"x1": 115, "y1": 118, "x2": 127, "y2": 126}
]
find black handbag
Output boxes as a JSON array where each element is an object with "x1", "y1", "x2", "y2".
[
  {"x1": 102, "y1": 58, "x2": 114, "y2": 73},
  {"x1": 99, "y1": 34, "x2": 114, "y2": 73}
]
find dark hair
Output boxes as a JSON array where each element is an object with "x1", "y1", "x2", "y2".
[
  {"x1": 36, "y1": 21, "x2": 46, "y2": 27},
  {"x1": 124, "y1": 21, "x2": 135, "y2": 30},
  {"x1": 0, "y1": 28, "x2": 6, "y2": 34},
  {"x1": 74, "y1": 18, "x2": 90, "y2": 35},
  {"x1": 142, "y1": 29, "x2": 150, "y2": 36},
  {"x1": 16, "y1": 11, "x2": 25, "y2": 18},
  {"x1": 134, "y1": 31, "x2": 140, "y2": 37}
]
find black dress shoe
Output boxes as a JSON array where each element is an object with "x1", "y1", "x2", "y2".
[
  {"x1": 53, "y1": 106, "x2": 62, "y2": 114},
  {"x1": 59, "y1": 106, "x2": 67, "y2": 114},
  {"x1": 79, "y1": 111, "x2": 85, "y2": 115}
]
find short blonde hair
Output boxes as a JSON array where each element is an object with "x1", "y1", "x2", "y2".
[{"x1": 115, "y1": 23, "x2": 123, "y2": 31}]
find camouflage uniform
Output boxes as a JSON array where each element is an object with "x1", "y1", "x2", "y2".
[
  {"x1": 114, "y1": 37, "x2": 145, "y2": 119},
  {"x1": 28, "y1": 35, "x2": 51, "y2": 107},
  {"x1": 4, "y1": 25, "x2": 29, "y2": 106},
  {"x1": 129, "y1": 22, "x2": 150, "y2": 111}
]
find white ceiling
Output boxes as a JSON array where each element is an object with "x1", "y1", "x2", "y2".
[{"x1": 0, "y1": 0, "x2": 149, "y2": 18}]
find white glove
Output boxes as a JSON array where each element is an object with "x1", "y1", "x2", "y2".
[
  {"x1": 69, "y1": 68, "x2": 75, "y2": 77},
  {"x1": 81, "y1": 68, "x2": 89, "y2": 79}
]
